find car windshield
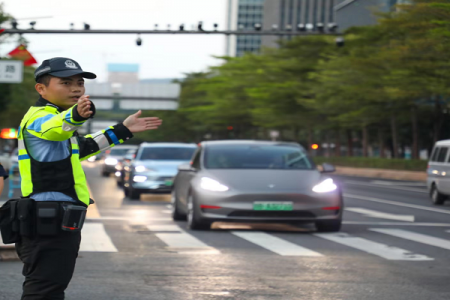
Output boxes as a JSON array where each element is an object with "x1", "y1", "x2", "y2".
[
  {"x1": 109, "y1": 148, "x2": 135, "y2": 156},
  {"x1": 138, "y1": 147, "x2": 195, "y2": 161},
  {"x1": 204, "y1": 144, "x2": 314, "y2": 170}
]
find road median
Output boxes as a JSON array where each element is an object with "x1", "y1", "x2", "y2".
[{"x1": 334, "y1": 166, "x2": 427, "y2": 182}]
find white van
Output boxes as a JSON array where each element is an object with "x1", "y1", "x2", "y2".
[{"x1": 427, "y1": 140, "x2": 450, "y2": 205}]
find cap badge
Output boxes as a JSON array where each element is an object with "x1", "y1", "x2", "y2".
[{"x1": 65, "y1": 60, "x2": 77, "y2": 69}]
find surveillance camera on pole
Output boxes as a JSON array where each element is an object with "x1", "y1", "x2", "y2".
[
  {"x1": 297, "y1": 24, "x2": 306, "y2": 31},
  {"x1": 328, "y1": 23, "x2": 338, "y2": 32},
  {"x1": 254, "y1": 23, "x2": 262, "y2": 31},
  {"x1": 335, "y1": 36, "x2": 345, "y2": 47},
  {"x1": 316, "y1": 23, "x2": 324, "y2": 32},
  {"x1": 136, "y1": 35, "x2": 142, "y2": 46},
  {"x1": 179, "y1": 24, "x2": 184, "y2": 31},
  {"x1": 198, "y1": 21, "x2": 204, "y2": 31},
  {"x1": 11, "y1": 19, "x2": 18, "y2": 29},
  {"x1": 83, "y1": 23, "x2": 90, "y2": 30},
  {"x1": 213, "y1": 23, "x2": 219, "y2": 31},
  {"x1": 29, "y1": 21, "x2": 36, "y2": 30}
]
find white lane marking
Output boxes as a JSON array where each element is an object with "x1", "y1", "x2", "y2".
[
  {"x1": 371, "y1": 228, "x2": 450, "y2": 250},
  {"x1": 231, "y1": 231, "x2": 322, "y2": 256},
  {"x1": 161, "y1": 210, "x2": 171, "y2": 214},
  {"x1": 80, "y1": 223, "x2": 118, "y2": 252},
  {"x1": 345, "y1": 207, "x2": 415, "y2": 222},
  {"x1": 315, "y1": 232, "x2": 433, "y2": 261},
  {"x1": 344, "y1": 180, "x2": 427, "y2": 193},
  {"x1": 166, "y1": 205, "x2": 172, "y2": 209},
  {"x1": 147, "y1": 225, "x2": 182, "y2": 232},
  {"x1": 344, "y1": 222, "x2": 450, "y2": 227},
  {"x1": 148, "y1": 225, "x2": 221, "y2": 255},
  {"x1": 371, "y1": 180, "x2": 427, "y2": 187},
  {"x1": 344, "y1": 193, "x2": 450, "y2": 216}
]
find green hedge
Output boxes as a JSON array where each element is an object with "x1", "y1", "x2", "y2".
[{"x1": 313, "y1": 157, "x2": 428, "y2": 171}]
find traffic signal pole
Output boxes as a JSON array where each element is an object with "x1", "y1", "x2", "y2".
[{"x1": 2, "y1": 29, "x2": 340, "y2": 36}]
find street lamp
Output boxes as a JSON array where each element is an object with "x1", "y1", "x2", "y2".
[
  {"x1": 198, "y1": 21, "x2": 204, "y2": 31},
  {"x1": 11, "y1": 19, "x2": 18, "y2": 29},
  {"x1": 328, "y1": 23, "x2": 338, "y2": 32},
  {"x1": 213, "y1": 23, "x2": 219, "y2": 31},
  {"x1": 84, "y1": 23, "x2": 90, "y2": 30},
  {"x1": 285, "y1": 24, "x2": 293, "y2": 31},
  {"x1": 179, "y1": 24, "x2": 184, "y2": 31},
  {"x1": 272, "y1": 24, "x2": 278, "y2": 31},
  {"x1": 305, "y1": 23, "x2": 314, "y2": 31},
  {"x1": 254, "y1": 23, "x2": 262, "y2": 31}
]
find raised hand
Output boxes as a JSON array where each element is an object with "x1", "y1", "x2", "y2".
[
  {"x1": 123, "y1": 110, "x2": 162, "y2": 133},
  {"x1": 77, "y1": 95, "x2": 93, "y2": 119}
]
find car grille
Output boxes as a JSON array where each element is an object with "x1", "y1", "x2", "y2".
[{"x1": 227, "y1": 211, "x2": 316, "y2": 218}]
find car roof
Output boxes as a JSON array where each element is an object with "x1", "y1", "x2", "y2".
[
  {"x1": 201, "y1": 140, "x2": 303, "y2": 148},
  {"x1": 435, "y1": 139, "x2": 450, "y2": 146},
  {"x1": 139, "y1": 142, "x2": 197, "y2": 148}
]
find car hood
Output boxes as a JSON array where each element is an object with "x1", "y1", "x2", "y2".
[
  {"x1": 201, "y1": 169, "x2": 324, "y2": 192},
  {"x1": 134, "y1": 160, "x2": 189, "y2": 175}
]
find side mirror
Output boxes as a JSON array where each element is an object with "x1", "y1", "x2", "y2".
[
  {"x1": 178, "y1": 163, "x2": 196, "y2": 172},
  {"x1": 321, "y1": 163, "x2": 335, "y2": 173}
]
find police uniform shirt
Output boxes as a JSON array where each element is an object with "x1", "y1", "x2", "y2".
[{"x1": 0, "y1": 163, "x2": 7, "y2": 179}]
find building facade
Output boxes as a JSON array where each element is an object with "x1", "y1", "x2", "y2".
[
  {"x1": 226, "y1": 0, "x2": 266, "y2": 57},
  {"x1": 335, "y1": 0, "x2": 409, "y2": 31}
]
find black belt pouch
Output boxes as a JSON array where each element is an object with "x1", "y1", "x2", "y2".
[
  {"x1": 17, "y1": 198, "x2": 35, "y2": 237},
  {"x1": 0, "y1": 199, "x2": 20, "y2": 244},
  {"x1": 36, "y1": 202, "x2": 60, "y2": 236}
]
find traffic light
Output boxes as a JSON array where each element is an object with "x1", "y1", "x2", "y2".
[
  {"x1": 311, "y1": 144, "x2": 319, "y2": 150},
  {"x1": 227, "y1": 126, "x2": 233, "y2": 130},
  {"x1": 0, "y1": 128, "x2": 17, "y2": 139}
]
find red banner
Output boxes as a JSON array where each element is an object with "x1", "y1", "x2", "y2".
[{"x1": 8, "y1": 44, "x2": 37, "y2": 66}]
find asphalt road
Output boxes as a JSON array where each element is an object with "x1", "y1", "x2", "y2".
[{"x1": 2, "y1": 163, "x2": 450, "y2": 300}]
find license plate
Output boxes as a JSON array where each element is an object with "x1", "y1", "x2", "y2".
[
  {"x1": 164, "y1": 180, "x2": 173, "y2": 186},
  {"x1": 253, "y1": 202, "x2": 293, "y2": 211}
]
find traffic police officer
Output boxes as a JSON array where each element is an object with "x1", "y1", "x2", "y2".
[
  {"x1": 14, "y1": 57, "x2": 162, "y2": 299},
  {"x1": 0, "y1": 162, "x2": 7, "y2": 196}
]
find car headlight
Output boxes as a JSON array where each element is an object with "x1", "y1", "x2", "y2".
[
  {"x1": 200, "y1": 177, "x2": 229, "y2": 192},
  {"x1": 312, "y1": 178, "x2": 337, "y2": 193},
  {"x1": 133, "y1": 175, "x2": 147, "y2": 182},
  {"x1": 134, "y1": 165, "x2": 154, "y2": 173},
  {"x1": 105, "y1": 158, "x2": 118, "y2": 165}
]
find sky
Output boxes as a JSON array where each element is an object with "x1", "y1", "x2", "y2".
[{"x1": 1, "y1": 0, "x2": 228, "y2": 82}]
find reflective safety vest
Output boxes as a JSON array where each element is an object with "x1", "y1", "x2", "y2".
[{"x1": 18, "y1": 100, "x2": 133, "y2": 207}]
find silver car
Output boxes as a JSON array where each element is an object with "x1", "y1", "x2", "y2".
[
  {"x1": 123, "y1": 143, "x2": 197, "y2": 199},
  {"x1": 171, "y1": 140, "x2": 342, "y2": 231}
]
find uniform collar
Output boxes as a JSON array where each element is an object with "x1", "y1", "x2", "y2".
[{"x1": 35, "y1": 96, "x2": 63, "y2": 112}]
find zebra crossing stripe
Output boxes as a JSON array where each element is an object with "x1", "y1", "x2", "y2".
[
  {"x1": 370, "y1": 228, "x2": 450, "y2": 250},
  {"x1": 80, "y1": 223, "x2": 118, "y2": 252},
  {"x1": 148, "y1": 225, "x2": 221, "y2": 255},
  {"x1": 315, "y1": 232, "x2": 433, "y2": 261},
  {"x1": 231, "y1": 231, "x2": 323, "y2": 256}
]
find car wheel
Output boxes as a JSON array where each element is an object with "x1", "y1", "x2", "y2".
[
  {"x1": 171, "y1": 189, "x2": 186, "y2": 221},
  {"x1": 129, "y1": 187, "x2": 141, "y2": 200},
  {"x1": 316, "y1": 219, "x2": 342, "y2": 232},
  {"x1": 430, "y1": 184, "x2": 446, "y2": 205},
  {"x1": 187, "y1": 194, "x2": 210, "y2": 230}
]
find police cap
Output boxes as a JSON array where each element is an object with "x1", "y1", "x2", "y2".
[{"x1": 34, "y1": 57, "x2": 97, "y2": 82}]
